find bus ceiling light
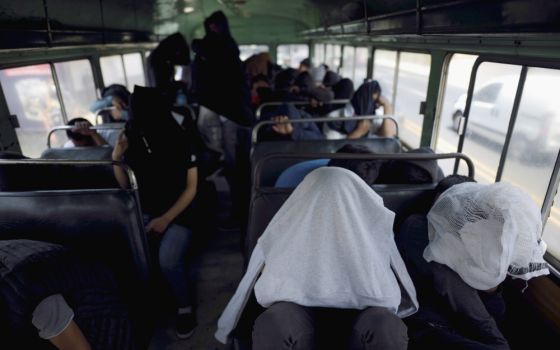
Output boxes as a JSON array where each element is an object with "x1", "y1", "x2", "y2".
[{"x1": 183, "y1": 6, "x2": 195, "y2": 14}]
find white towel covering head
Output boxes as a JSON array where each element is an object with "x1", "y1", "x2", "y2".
[
  {"x1": 254, "y1": 166, "x2": 418, "y2": 315},
  {"x1": 424, "y1": 181, "x2": 549, "y2": 290}
]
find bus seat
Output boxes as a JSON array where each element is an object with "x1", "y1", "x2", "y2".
[
  {"x1": 245, "y1": 184, "x2": 437, "y2": 259},
  {"x1": 0, "y1": 161, "x2": 152, "y2": 346},
  {"x1": 40, "y1": 146, "x2": 113, "y2": 161},
  {"x1": 252, "y1": 138, "x2": 402, "y2": 187}
]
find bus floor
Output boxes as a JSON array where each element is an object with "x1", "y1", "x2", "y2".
[{"x1": 149, "y1": 175, "x2": 244, "y2": 350}]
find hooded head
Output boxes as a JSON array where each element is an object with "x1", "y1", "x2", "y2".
[
  {"x1": 156, "y1": 33, "x2": 191, "y2": 66},
  {"x1": 274, "y1": 68, "x2": 298, "y2": 91},
  {"x1": 323, "y1": 70, "x2": 342, "y2": 87},
  {"x1": 351, "y1": 80, "x2": 381, "y2": 115},
  {"x1": 328, "y1": 144, "x2": 382, "y2": 185},
  {"x1": 204, "y1": 11, "x2": 231, "y2": 36},
  {"x1": 332, "y1": 78, "x2": 355, "y2": 100}
]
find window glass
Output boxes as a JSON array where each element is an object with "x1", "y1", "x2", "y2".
[
  {"x1": 239, "y1": 45, "x2": 269, "y2": 61},
  {"x1": 100, "y1": 55, "x2": 127, "y2": 87},
  {"x1": 340, "y1": 46, "x2": 355, "y2": 83},
  {"x1": 461, "y1": 62, "x2": 522, "y2": 183},
  {"x1": 372, "y1": 49, "x2": 397, "y2": 103},
  {"x1": 544, "y1": 189, "x2": 560, "y2": 260},
  {"x1": 276, "y1": 44, "x2": 309, "y2": 69},
  {"x1": 122, "y1": 53, "x2": 145, "y2": 91},
  {"x1": 354, "y1": 47, "x2": 369, "y2": 86},
  {"x1": 0, "y1": 64, "x2": 64, "y2": 157},
  {"x1": 394, "y1": 52, "x2": 431, "y2": 148},
  {"x1": 502, "y1": 68, "x2": 560, "y2": 210},
  {"x1": 313, "y1": 44, "x2": 325, "y2": 66},
  {"x1": 325, "y1": 44, "x2": 342, "y2": 72},
  {"x1": 435, "y1": 54, "x2": 478, "y2": 174},
  {"x1": 54, "y1": 59, "x2": 97, "y2": 124}
]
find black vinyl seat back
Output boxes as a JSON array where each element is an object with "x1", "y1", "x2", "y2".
[
  {"x1": 41, "y1": 146, "x2": 114, "y2": 161},
  {"x1": 251, "y1": 138, "x2": 402, "y2": 187},
  {"x1": 0, "y1": 161, "x2": 150, "y2": 293}
]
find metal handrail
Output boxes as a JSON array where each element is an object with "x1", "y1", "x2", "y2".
[
  {"x1": 252, "y1": 152, "x2": 475, "y2": 189},
  {"x1": 252, "y1": 115, "x2": 399, "y2": 144},
  {"x1": 47, "y1": 124, "x2": 125, "y2": 148},
  {"x1": 255, "y1": 99, "x2": 350, "y2": 120},
  {"x1": 0, "y1": 159, "x2": 138, "y2": 191}
]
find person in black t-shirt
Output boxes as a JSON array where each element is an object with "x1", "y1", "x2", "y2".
[{"x1": 112, "y1": 87, "x2": 198, "y2": 339}]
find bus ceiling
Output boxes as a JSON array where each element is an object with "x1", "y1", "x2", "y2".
[{"x1": 1, "y1": 0, "x2": 560, "y2": 50}]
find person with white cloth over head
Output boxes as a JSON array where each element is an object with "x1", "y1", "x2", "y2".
[{"x1": 215, "y1": 166, "x2": 418, "y2": 349}]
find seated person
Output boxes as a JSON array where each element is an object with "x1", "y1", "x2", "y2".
[
  {"x1": 216, "y1": 167, "x2": 418, "y2": 349},
  {"x1": 112, "y1": 87, "x2": 198, "y2": 339},
  {"x1": 90, "y1": 84, "x2": 131, "y2": 124},
  {"x1": 0, "y1": 239, "x2": 133, "y2": 350},
  {"x1": 397, "y1": 177, "x2": 549, "y2": 350},
  {"x1": 259, "y1": 103, "x2": 324, "y2": 141},
  {"x1": 63, "y1": 118, "x2": 108, "y2": 148},
  {"x1": 328, "y1": 80, "x2": 396, "y2": 139},
  {"x1": 376, "y1": 147, "x2": 444, "y2": 185}
]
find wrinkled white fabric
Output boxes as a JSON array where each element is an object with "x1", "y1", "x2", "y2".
[
  {"x1": 215, "y1": 167, "x2": 418, "y2": 344},
  {"x1": 424, "y1": 182, "x2": 548, "y2": 290}
]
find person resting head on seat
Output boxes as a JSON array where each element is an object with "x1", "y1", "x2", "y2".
[
  {"x1": 376, "y1": 147, "x2": 444, "y2": 185},
  {"x1": 216, "y1": 167, "x2": 418, "y2": 348},
  {"x1": 259, "y1": 103, "x2": 324, "y2": 142},
  {"x1": 328, "y1": 80, "x2": 396, "y2": 139},
  {"x1": 64, "y1": 118, "x2": 108, "y2": 148},
  {"x1": 397, "y1": 178, "x2": 548, "y2": 350},
  {"x1": 274, "y1": 143, "x2": 380, "y2": 188}
]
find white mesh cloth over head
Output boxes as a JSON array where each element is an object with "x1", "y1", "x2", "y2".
[{"x1": 424, "y1": 182, "x2": 548, "y2": 290}]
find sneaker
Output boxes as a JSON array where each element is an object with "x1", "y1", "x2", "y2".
[{"x1": 176, "y1": 312, "x2": 197, "y2": 339}]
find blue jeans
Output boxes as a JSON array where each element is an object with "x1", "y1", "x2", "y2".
[{"x1": 144, "y1": 215, "x2": 192, "y2": 308}]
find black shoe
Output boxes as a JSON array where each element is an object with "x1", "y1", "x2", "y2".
[{"x1": 176, "y1": 312, "x2": 197, "y2": 339}]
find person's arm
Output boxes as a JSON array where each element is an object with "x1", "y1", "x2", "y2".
[
  {"x1": 146, "y1": 167, "x2": 198, "y2": 234},
  {"x1": 376, "y1": 95, "x2": 397, "y2": 138},
  {"x1": 111, "y1": 132, "x2": 129, "y2": 189},
  {"x1": 347, "y1": 120, "x2": 372, "y2": 139},
  {"x1": 73, "y1": 122, "x2": 108, "y2": 146},
  {"x1": 49, "y1": 321, "x2": 91, "y2": 350},
  {"x1": 430, "y1": 263, "x2": 510, "y2": 349}
]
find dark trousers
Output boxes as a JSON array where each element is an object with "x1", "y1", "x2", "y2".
[{"x1": 252, "y1": 302, "x2": 408, "y2": 350}]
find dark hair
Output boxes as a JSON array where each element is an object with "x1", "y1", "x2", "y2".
[
  {"x1": 66, "y1": 117, "x2": 92, "y2": 142},
  {"x1": 328, "y1": 144, "x2": 381, "y2": 185},
  {"x1": 102, "y1": 84, "x2": 131, "y2": 105},
  {"x1": 435, "y1": 175, "x2": 476, "y2": 196},
  {"x1": 300, "y1": 58, "x2": 311, "y2": 68}
]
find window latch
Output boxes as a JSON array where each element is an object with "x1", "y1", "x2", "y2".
[
  {"x1": 8, "y1": 114, "x2": 19, "y2": 129},
  {"x1": 419, "y1": 101, "x2": 426, "y2": 115}
]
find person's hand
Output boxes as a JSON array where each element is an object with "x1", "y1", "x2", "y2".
[
  {"x1": 289, "y1": 85, "x2": 300, "y2": 94},
  {"x1": 146, "y1": 216, "x2": 171, "y2": 235},
  {"x1": 72, "y1": 121, "x2": 95, "y2": 136},
  {"x1": 112, "y1": 131, "x2": 129, "y2": 160},
  {"x1": 272, "y1": 116, "x2": 294, "y2": 135},
  {"x1": 310, "y1": 98, "x2": 320, "y2": 108}
]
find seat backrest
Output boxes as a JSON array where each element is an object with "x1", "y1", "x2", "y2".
[
  {"x1": 245, "y1": 184, "x2": 436, "y2": 259},
  {"x1": 252, "y1": 138, "x2": 402, "y2": 186},
  {"x1": 41, "y1": 146, "x2": 114, "y2": 161},
  {"x1": 0, "y1": 161, "x2": 150, "y2": 293}
]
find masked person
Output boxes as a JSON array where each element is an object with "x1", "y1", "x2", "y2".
[
  {"x1": 216, "y1": 167, "x2": 418, "y2": 349},
  {"x1": 112, "y1": 87, "x2": 198, "y2": 339}
]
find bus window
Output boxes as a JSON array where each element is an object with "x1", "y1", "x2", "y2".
[
  {"x1": 276, "y1": 44, "x2": 309, "y2": 69},
  {"x1": 325, "y1": 44, "x2": 341, "y2": 71},
  {"x1": 544, "y1": 190, "x2": 560, "y2": 260},
  {"x1": 123, "y1": 53, "x2": 146, "y2": 91},
  {"x1": 501, "y1": 67, "x2": 560, "y2": 208},
  {"x1": 0, "y1": 64, "x2": 64, "y2": 157},
  {"x1": 435, "y1": 54, "x2": 478, "y2": 173},
  {"x1": 54, "y1": 59, "x2": 97, "y2": 124},
  {"x1": 372, "y1": 49, "x2": 397, "y2": 104},
  {"x1": 354, "y1": 47, "x2": 369, "y2": 86},
  {"x1": 239, "y1": 45, "x2": 269, "y2": 61},
  {"x1": 461, "y1": 62, "x2": 522, "y2": 183},
  {"x1": 100, "y1": 55, "x2": 127, "y2": 87},
  {"x1": 394, "y1": 52, "x2": 431, "y2": 148},
  {"x1": 340, "y1": 46, "x2": 355, "y2": 83},
  {"x1": 313, "y1": 43, "x2": 325, "y2": 66}
]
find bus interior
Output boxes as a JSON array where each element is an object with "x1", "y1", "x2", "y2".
[{"x1": 1, "y1": 0, "x2": 560, "y2": 349}]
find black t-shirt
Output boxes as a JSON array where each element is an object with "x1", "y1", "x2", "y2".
[{"x1": 125, "y1": 124, "x2": 197, "y2": 227}]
